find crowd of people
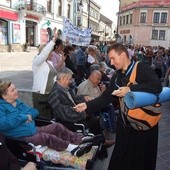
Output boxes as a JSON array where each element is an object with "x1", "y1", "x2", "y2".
[{"x1": 1, "y1": 27, "x2": 169, "y2": 169}]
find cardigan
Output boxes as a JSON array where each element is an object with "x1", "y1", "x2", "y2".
[{"x1": 32, "y1": 40, "x2": 56, "y2": 94}]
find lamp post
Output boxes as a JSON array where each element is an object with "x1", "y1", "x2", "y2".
[
  {"x1": 79, "y1": 0, "x2": 91, "y2": 28},
  {"x1": 115, "y1": 12, "x2": 119, "y2": 42}
]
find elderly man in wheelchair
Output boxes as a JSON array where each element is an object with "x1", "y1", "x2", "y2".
[{"x1": 0, "y1": 81, "x2": 106, "y2": 169}]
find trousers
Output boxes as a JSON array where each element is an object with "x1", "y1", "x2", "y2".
[{"x1": 25, "y1": 123, "x2": 83, "y2": 151}]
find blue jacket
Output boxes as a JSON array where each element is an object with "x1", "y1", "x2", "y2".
[{"x1": 0, "y1": 99, "x2": 39, "y2": 138}]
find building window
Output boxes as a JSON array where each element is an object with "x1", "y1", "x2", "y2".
[
  {"x1": 126, "y1": 15, "x2": 129, "y2": 24},
  {"x1": 120, "y1": 16, "x2": 122, "y2": 26},
  {"x1": 47, "y1": 0, "x2": 52, "y2": 13},
  {"x1": 0, "y1": 19, "x2": 8, "y2": 45},
  {"x1": 161, "y1": 13, "x2": 167, "y2": 23},
  {"x1": 123, "y1": 16, "x2": 125, "y2": 25},
  {"x1": 77, "y1": 16, "x2": 81, "y2": 26},
  {"x1": 159, "y1": 30, "x2": 165, "y2": 40},
  {"x1": 67, "y1": 4, "x2": 71, "y2": 19},
  {"x1": 153, "y1": 12, "x2": 160, "y2": 23},
  {"x1": 130, "y1": 14, "x2": 133, "y2": 24},
  {"x1": 140, "y1": 12, "x2": 146, "y2": 23},
  {"x1": 152, "y1": 30, "x2": 158, "y2": 39},
  {"x1": 58, "y1": 0, "x2": 62, "y2": 16},
  {"x1": 152, "y1": 30, "x2": 166, "y2": 40}
]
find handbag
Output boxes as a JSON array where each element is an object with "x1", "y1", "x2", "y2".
[{"x1": 120, "y1": 62, "x2": 162, "y2": 131}]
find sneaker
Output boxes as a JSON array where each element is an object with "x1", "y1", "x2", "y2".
[
  {"x1": 82, "y1": 134, "x2": 105, "y2": 145},
  {"x1": 71, "y1": 142, "x2": 93, "y2": 157}
]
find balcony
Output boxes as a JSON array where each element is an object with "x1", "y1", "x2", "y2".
[{"x1": 14, "y1": 1, "x2": 46, "y2": 15}]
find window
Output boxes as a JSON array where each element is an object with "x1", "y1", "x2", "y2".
[
  {"x1": 67, "y1": 4, "x2": 71, "y2": 19},
  {"x1": 159, "y1": 30, "x2": 165, "y2": 40},
  {"x1": 130, "y1": 14, "x2": 133, "y2": 24},
  {"x1": 161, "y1": 13, "x2": 167, "y2": 23},
  {"x1": 120, "y1": 16, "x2": 122, "y2": 26},
  {"x1": 47, "y1": 0, "x2": 52, "y2": 13},
  {"x1": 77, "y1": 17, "x2": 81, "y2": 26},
  {"x1": 123, "y1": 16, "x2": 125, "y2": 25},
  {"x1": 126, "y1": 15, "x2": 129, "y2": 24},
  {"x1": 152, "y1": 30, "x2": 166, "y2": 40},
  {"x1": 153, "y1": 12, "x2": 160, "y2": 23},
  {"x1": 58, "y1": 0, "x2": 62, "y2": 16},
  {"x1": 140, "y1": 12, "x2": 146, "y2": 23},
  {"x1": 0, "y1": 19, "x2": 8, "y2": 45},
  {"x1": 152, "y1": 30, "x2": 158, "y2": 39}
]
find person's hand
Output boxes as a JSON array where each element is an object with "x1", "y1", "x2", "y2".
[
  {"x1": 22, "y1": 162, "x2": 37, "y2": 170},
  {"x1": 53, "y1": 27, "x2": 58, "y2": 41},
  {"x1": 73, "y1": 103, "x2": 87, "y2": 112},
  {"x1": 66, "y1": 37, "x2": 69, "y2": 45},
  {"x1": 98, "y1": 83, "x2": 106, "y2": 92},
  {"x1": 61, "y1": 51, "x2": 66, "y2": 61},
  {"x1": 84, "y1": 96, "x2": 94, "y2": 101},
  {"x1": 26, "y1": 115, "x2": 33, "y2": 123},
  {"x1": 112, "y1": 86, "x2": 130, "y2": 97}
]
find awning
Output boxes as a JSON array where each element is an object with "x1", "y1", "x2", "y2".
[{"x1": 0, "y1": 9, "x2": 18, "y2": 21}]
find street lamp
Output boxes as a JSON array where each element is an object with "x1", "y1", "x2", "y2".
[
  {"x1": 79, "y1": 0, "x2": 91, "y2": 28},
  {"x1": 115, "y1": 12, "x2": 120, "y2": 42}
]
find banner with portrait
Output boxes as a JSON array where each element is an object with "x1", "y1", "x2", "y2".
[{"x1": 63, "y1": 19, "x2": 92, "y2": 46}]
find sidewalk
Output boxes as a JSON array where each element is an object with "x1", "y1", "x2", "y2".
[
  {"x1": 0, "y1": 50, "x2": 37, "y2": 90},
  {"x1": 0, "y1": 51, "x2": 170, "y2": 170}
]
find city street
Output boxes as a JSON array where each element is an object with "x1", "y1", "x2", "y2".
[{"x1": 0, "y1": 51, "x2": 170, "y2": 170}]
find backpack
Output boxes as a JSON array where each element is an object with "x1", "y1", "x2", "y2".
[{"x1": 119, "y1": 62, "x2": 162, "y2": 131}]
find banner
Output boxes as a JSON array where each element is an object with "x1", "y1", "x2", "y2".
[{"x1": 63, "y1": 19, "x2": 92, "y2": 46}]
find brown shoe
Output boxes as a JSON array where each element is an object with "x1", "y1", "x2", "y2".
[{"x1": 103, "y1": 139, "x2": 115, "y2": 148}]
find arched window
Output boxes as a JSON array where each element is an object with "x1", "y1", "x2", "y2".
[
  {"x1": 67, "y1": 4, "x2": 71, "y2": 19},
  {"x1": 58, "y1": 0, "x2": 62, "y2": 16}
]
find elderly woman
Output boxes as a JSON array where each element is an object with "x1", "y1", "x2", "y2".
[
  {"x1": 32, "y1": 28, "x2": 58, "y2": 94},
  {"x1": 0, "y1": 81, "x2": 104, "y2": 157}
]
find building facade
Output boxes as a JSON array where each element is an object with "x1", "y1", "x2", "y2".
[
  {"x1": 0, "y1": 0, "x2": 116, "y2": 52},
  {"x1": 0, "y1": 0, "x2": 74, "y2": 52},
  {"x1": 118, "y1": 0, "x2": 170, "y2": 48},
  {"x1": 99, "y1": 14, "x2": 114, "y2": 42},
  {"x1": 73, "y1": 0, "x2": 101, "y2": 40}
]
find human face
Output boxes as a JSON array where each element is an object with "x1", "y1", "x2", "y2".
[
  {"x1": 68, "y1": 50, "x2": 74, "y2": 56},
  {"x1": 90, "y1": 73, "x2": 102, "y2": 87},
  {"x1": 58, "y1": 43, "x2": 64, "y2": 52},
  {"x1": 62, "y1": 75, "x2": 73, "y2": 88},
  {"x1": 2, "y1": 84, "x2": 18, "y2": 103},
  {"x1": 108, "y1": 49, "x2": 126, "y2": 70}
]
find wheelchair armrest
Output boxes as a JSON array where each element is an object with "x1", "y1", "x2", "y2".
[
  {"x1": 6, "y1": 136, "x2": 38, "y2": 163},
  {"x1": 74, "y1": 123, "x2": 94, "y2": 136},
  {"x1": 35, "y1": 117, "x2": 53, "y2": 126},
  {"x1": 6, "y1": 136, "x2": 30, "y2": 145}
]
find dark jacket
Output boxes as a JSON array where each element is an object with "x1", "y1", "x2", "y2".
[
  {"x1": 86, "y1": 61, "x2": 162, "y2": 114},
  {"x1": 47, "y1": 83, "x2": 86, "y2": 122},
  {"x1": 65, "y1": 54, "x2": 77, "y2": 75},
  {"x1": 0, "y1": 134, "x2": 20, "y2": 170}
]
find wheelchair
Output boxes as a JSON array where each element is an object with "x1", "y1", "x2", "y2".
[{"x1": 5, "y1": 90, "x2": 102, "y2": 170}]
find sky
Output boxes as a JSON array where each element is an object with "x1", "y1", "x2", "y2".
[{"x1": 94, "y1": 0, "x2": 119, "y2": 25}]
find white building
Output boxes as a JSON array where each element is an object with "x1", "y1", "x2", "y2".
[{"x1": 0, "y1": 0, "x2": 74, "y2": 52}]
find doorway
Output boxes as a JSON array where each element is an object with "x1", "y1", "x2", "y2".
[{"x1": 26, "y1": 21, "x2": 37, "y2": 46}]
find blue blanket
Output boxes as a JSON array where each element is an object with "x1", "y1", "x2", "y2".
[{"x1": 124, "y1": 87, "x2": 170, "y2": 109}]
